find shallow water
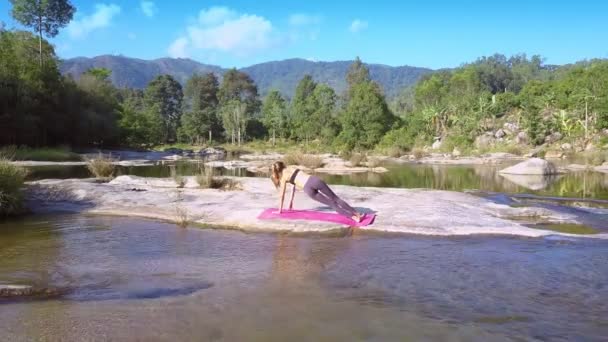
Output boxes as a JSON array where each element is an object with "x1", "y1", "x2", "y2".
[{"x1": 1, "y1": 215, "x2": 607, "y2": 341}]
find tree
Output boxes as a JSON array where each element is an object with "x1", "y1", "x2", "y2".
[
  {"x1": 308, "y1": 84, "x2": 339, "y2": 143},
  {"x1": 291, "y1": 74, "x2": 317, "y2": 141},
  {"x1": 261, "y1": 90, "x2": 287, "y2": 145},
  {"x1": 218, "y1": 69, "x2": 260, "y2": 144},
  {"x1": 338, "y1": 81, "x2": 395, "y2": 150},
  {"x1": 144, "y1": 75, "x2": 183, "y2": 143},
  {"x1": 10, "y1": 0, "x2": 75, "y2": 66},
  {"x1": 220, "y1": 100, "x2": 247, "y2": 145},
  {"x1": 85, "y1": 67, "x2": 112, "y2": 81},
  {"x1": 180, "y1": 73, "x2": 220, "y2": 143},
  {"x1": 346, "y1": 57, "x2": 371, "y2": 95}
]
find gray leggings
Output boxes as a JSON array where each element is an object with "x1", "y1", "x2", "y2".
[{"x1": 303, "y1": 176, "x2": 358, "y2": 217}]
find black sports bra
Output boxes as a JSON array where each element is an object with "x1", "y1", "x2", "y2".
[{"x1": 288, "y1": 169, "x2": 300, "y2": 184}]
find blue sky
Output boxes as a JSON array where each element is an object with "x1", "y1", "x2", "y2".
[{"x1": 1, "y1": 0, "x2": 607, "y2": 68}]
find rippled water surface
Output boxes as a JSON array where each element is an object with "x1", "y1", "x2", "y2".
[{"x1": 1, "y1": 215, "x2": 607, "y2": 341}]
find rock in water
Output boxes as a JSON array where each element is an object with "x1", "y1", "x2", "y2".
[{"x1": 499, "y1": 158, "x2": 558, "y2": 175}]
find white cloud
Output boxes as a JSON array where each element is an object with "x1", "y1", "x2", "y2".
[
  {"x1": 140, "y1": 1, "x2": 157, "y2": 18},
  {"x1": 168, "y1": 37, "x2": 189, "y2": 58},
  {"x1": 289, "y1": 14, "x2": 321, "y2": 27},
  {"x1": 349, "y1": 19, "x2": 368, "y2": 33},
  {"x1": 67, "y1": 3, "x2": 121, "y2": 39},
  {"x1": 168, "y1": 6, "x2": 277, "y2": 58}
]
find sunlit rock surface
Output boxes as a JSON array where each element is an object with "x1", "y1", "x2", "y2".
[{"x1": 23, "y1": 176, "x2": 601, "y2": 238}]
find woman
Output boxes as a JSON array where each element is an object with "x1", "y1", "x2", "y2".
[{"x1": 270, "y1": 161, "x2": 363, "y2": 222}]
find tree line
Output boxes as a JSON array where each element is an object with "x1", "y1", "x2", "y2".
[{"x1": 2, "y1": 0, "x2": 607, "y2": 153}]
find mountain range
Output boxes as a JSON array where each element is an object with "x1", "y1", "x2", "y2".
[{"x1": 60, "y1": 55, "x2": 433, "y2": 99}]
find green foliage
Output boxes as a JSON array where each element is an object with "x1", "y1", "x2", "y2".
[
  {"x1": 218, "y1": 69, "x2": 260, "y2": 144},
  {"x1": 338, "y1": 80, "x2": 395, "y2": 150},
  {"x1": 144, "y1": 74, "x2": 183, "y2": 143},
  {"x1": 261, "y1": 90, "x2": 288, "y2": 143},
  {"x1": 10, "y1": 0, "x2": 75, "y2": 64},
  {"x1": 179, "y1": 73, "x2": 221, "y2": 144},
  {"x1": 283, "y1": 152, "x2": 324, "y2": 169},
  {"x1": 0, "y1": 158, "x2": 28, "y2": 216}
]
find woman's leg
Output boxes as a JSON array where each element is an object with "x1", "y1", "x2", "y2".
[{"x1": 304, "y1": 177, "x2": 358, "y2": 217}]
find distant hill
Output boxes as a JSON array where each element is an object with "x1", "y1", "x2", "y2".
[
  {"x1": 60, "y1": 56, "x2": 433, "y2": 98},
  {"x1": 61, "y1": 55, "x2": 223, "y2": 89}
]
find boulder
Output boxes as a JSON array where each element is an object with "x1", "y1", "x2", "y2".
[
  {"x1": 560, "y1": 143, "x2": 572, "y2": 150},
  {"x1": 495, "y1": 129, "x2": 506, "y2": 139},
  {"x1": 475, "y1": 134, "x2": 496, "y2": 149},
  {"x1": 585, "y1": 143, "x2": 596, "y2": 152},
  {"x1": 503, "y1": 122, "x2": 519, "y2": 134},
  {"x1": 545, "y1": 132, "x2": 563, "y2": 144},
  {"x1": 199, "y1": 147, "x2": 227, "y2": 156},
  {"x1": 499, "y1": 158, "x2": 558, "y2": 175},
  {"x1": 516, "y1": 131, "x2": 529, "y2": 145},
  {"x1": 500, "y1": 174, "x2": 557, "y2": 191}
]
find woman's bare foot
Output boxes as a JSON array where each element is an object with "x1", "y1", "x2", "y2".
[{"x1": 352, "y1": 213, "x2": 363, "y2": 223}]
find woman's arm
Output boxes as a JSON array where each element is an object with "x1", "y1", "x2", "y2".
[
  {"x1": 278, "y1": 181, "x2": 287, "y2": 213},
  {"x1": 288, "y1": 184, "x2": 296, "y2": 210}
]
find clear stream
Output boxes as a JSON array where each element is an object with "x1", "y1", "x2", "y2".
[{"x1": 1, "y1": 160, "x2": 607, "y2": 340}]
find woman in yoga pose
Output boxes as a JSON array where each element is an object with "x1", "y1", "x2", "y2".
[{"x1": 270, "y1": 161, "x2": 363, "y2": 222}]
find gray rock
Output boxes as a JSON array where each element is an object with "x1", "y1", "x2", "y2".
[
  {"x1": 475, "y1": 134, "x2": 496, "y2": 149},
  {"x1": 25, "y1": 177, "x2": 578, "y2": 237},
  {"x1": 545, "y1": 132, "x2": 563, "y2": 144},
  {"x1": 499, "y1": 158, "x2": 558, "y2": 175},
  {"x1": 495, "y1": 129, "x2": 506, "y2": 139},
  {"x1": 503, "y1": 122, "x2": 519, "y2": 134},
  {"x1": 516, "y1": 131, "x2": 529, "y2": 144},
  {"x1": 560, "y1": 143, "x2": 572, "y2": 150},
  {"x1": 501, "y1": 174, "x2": 557, "y2": 191},
  {"x1": 585, "y1": 143, "x2": 596, "y2": 151}
]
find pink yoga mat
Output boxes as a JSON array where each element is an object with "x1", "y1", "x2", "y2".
[{"x1": 257, "y1": 208, "x2": 376, "y2": 227}]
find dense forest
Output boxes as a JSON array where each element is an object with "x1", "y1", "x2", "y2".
[{"x1": 1, "y1": 0, "x2": 607, "y2": 155}]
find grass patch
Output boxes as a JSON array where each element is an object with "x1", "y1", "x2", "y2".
[
  {"x1": 86, "y1": 154, "x2": 116, "y2": 179},
  {"x1": 412, "y1": 147, "x2": 425, "y2": 159},
  {"x1": 0, "y1": 158, "x2": 28, "y2": 216},
  {"x1": 196, "y1": 167, "x2": 242, "y2": 190},
  {"x1": 0, "y1": 145, "x2": 81, "y2": 162},
  {"x1": 283, "y1": 151, "x2": 324, "y2": 169},
  {"x1": 535, "y1": 223, "x2": 598, "y2": 235},
  {"x1": 349, "y1": 152, "x2": 366, "y2": 167}
]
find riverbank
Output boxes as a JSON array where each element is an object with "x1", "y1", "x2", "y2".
[{"x1": 23, "y1": 175, "x2": 603, "y2": 238}]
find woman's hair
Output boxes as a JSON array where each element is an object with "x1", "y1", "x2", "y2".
[{"x1": 271, "y1": 161, "x2": 286, "y2": 189}]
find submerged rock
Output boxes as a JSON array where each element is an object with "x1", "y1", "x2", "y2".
[
  {"x1": 500, "y1": 174, "x2": 558, "y2": 191},
  {"x1": 499, "y1": 158, "x2": 558, "y2": 175}
]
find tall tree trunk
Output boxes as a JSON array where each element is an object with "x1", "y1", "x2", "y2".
[
  {"x1": 209, "y1": 130, "x2": 212, "y2": 144},
  {"x1": 585, "y1": 100, "x2": 589, "y2": 140},
  {"x1": 238, "y1": 127, "x2": 241, "y2": 146},
  {"x1": 272, "y1": 128, "x2": 276, "y2": 146},
  {"x1": 38, "y1": 24, "x2": 42, "y2": 67}
]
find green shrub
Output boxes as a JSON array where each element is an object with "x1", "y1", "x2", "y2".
[
  {"x1": 86, "y1": 154, "x2": 116, "y2": 179},
  {"x1": 196, "y1": 167, "x2": 241, "y2": 190},
  {"x1": 349, "y1": 153, "x2": 366, "y2": 167},
  {"x1": 283, "y1": 152, "x2": 324, "y2": 169},
  {"x1": 0, "y1": 159, "x2": 28, "y2": 216},
  {"x1": 412, "y1": 147, "x2": 425, "y2": 159}
]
